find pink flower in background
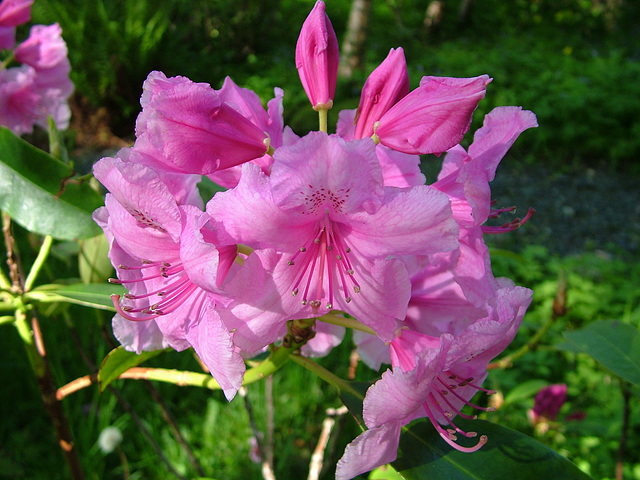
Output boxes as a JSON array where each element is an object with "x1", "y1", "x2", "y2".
[
  {"x1": 0, "y1": 0, "x2": 32, "y2": 49},
  {"x1": 0, "y1": 4, "x2": 73, "y2": 134},
  {"x1": 528, "y1": 384, "x2": 568, "y2": 424},
  {"x1": 295, "y1": 0, "x2": 339, "y2": 110}
]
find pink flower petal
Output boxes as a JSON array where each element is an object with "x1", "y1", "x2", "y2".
[{"x1": 375, "y1": 75, "x2": 491, "y2": 155}]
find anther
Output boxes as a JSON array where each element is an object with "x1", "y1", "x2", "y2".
[
  {"x1": 292, "y1": 288, "x2": 299, "y2": 296},
  {"x1": 288, "y1": 260, "x2": 295, "y2": 265},
  {"x1": 354, "y1": 286, "x2": 360, "y2": 294}
]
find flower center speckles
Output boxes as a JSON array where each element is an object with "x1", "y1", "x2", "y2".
[
  {"x1": 422, "y1": 370, "x2": 495, "y2": 453},
  {"x1": 301, "y1": 185, "x2": 350, "y2": 215},
  {"x1": 109, "y1": 259, "x2": 200, "y2": 321},
  {"x1": 287, "y1": 219, "x2": 360, "y2": 311},
  {"x1": 128, "y1": 209, "x2": 167, "y2": 232}
]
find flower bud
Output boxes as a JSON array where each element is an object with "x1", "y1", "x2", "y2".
[
  {"x1": 295, "y1": 1, "x2": 339, "y2": 111},
  {"x1": 354, "y1": 47, "x2": 410, "y2": 139},
  {"x1": 373, "y1": 75, "x2": 491, "y2": 155}
]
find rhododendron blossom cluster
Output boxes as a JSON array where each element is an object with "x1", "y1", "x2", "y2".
[
  {"x1": 94, "y1": 2, "x2": 536, "y2": 477},
  {"x1": 0, "y1": 0, "x2": 73, "y2": 135}
]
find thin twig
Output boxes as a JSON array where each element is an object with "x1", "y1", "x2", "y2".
[
  {"x1": 239, "y1": 386, "x2": 276, "y2": 480},
  {"x1": 308, "y1": 406, "x2": 348, "y2": 480},
  {"x1": 265, "y1": 375, "x2": 275, "y2": 473},
  {"x1": 616, "y1": 381, "x2": 631, "y2": 480},
  {"x1": 3, "y1": 212, "x2": 85, "y2": 480},
  {"x1": 64, "y1": 314, "x2": 204, "y2": 477},
  {"x1": 107, "y1": 386, "x2": 188, "y2": 480},
  {"x1": 145, "y1": 381, "x2": 205, "y2": 476}
]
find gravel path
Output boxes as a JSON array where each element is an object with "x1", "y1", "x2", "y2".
[{"x1": 483, "y1": 163, "x2": 640, "y2": 256}]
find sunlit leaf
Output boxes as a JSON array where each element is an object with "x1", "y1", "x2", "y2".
[
  {"x1": 98, "y1": 346, "x2": 166, "y2": 392},
  {"x1": 79, "y1": 233, "x2": 113, "y2": 284},
  {"x1": 393, "y1": 418, "x2": 592, "y2": 479},
  {"x1": 28, "y1": 283, "x2": 125, "y2": 311},
  {"x1": 557, "y1": 320, "x2": 640, "y2": 386},
  {"x1": 0, "y1": 127, "x2": 103, "y2": 240},
  {"x1": 369, "y1": 464, "x2": 403, "y2": 479}
]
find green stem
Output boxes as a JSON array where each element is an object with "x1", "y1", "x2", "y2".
[
  {"x1": 24, "y1": 236, "x2": 53, "y2": 292},
  {"x1": 0, "y1": 315, "x2": 14, "y2": 325},
  {"x1": 1, "y1": 51, "x2": 15, "y2": 70},
  {"x1": 489, "y1": 313, "x2": 555, "y2": 370},
  {"x1": 318, "y1": 313, "x2": 375, "y2": 335},
  {"x1": 138, "y1": 345, "x2": 295, "y2": 390},
  {"x1": 14, "y1": 307, "x2": 46, "y2": 377},
  {"x1": 290, "y1": 354, "x2": 362, "y2": 399},
  {"x1": 318, "y1": 107, "x2": 328, "y2": 133}
]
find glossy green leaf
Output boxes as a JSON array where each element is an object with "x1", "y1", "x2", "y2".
[
  {"x1": 557, "y1": 320, "x2": 640, "y2": 386},
  {"x1": 393, "y1": 418, "x2": 592, "y2": 480},
  {"x1": 79, "y1": 233, "x2": 113, "y2": 284},
  {"x1": 0, "y1": 127, "x2": 103, "y2": 240},
  {"x1": 98, "y1": 346, "x2": 166, "y2": 392},
  {"x1": 28, "y1": 282, "x2": 125, "y2": 311},
  {"x1": 369, "y1": 464, "x2": 403, "y2": 479},
  {"x1": 338, "y1": 381, "x2": 371, "y2": 430}
]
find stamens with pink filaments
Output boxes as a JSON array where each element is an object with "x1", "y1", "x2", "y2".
[
  {"x1": 288, "y1": 221, "x2": 360, "y2": 310},
  {"x1": 419, "y1": 369, "x2": 496, "y2": 452},
  {"x1": 109, "y1": 259, "x2": 197, "y2": 322},
  {"x1": 482, "y1": 207, "x2": 535, "y2": 234},
  {"x1": 422, "y1": 400, "x2": 488, "y2": 453}
]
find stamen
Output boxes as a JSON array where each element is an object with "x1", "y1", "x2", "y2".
[
  {"x1": 483, "y1": 207, "x2": 535, "y2": 234},
  {"x1": 422, "y1": 401, "x2": 487, "y2": 453},
  {"x1": 436, "y1": 375, "x2": 495, "y2": 412}
]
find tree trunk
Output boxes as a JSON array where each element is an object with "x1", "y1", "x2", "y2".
[{"x1": 338, "y1": 0, "x2": 372, "y2": 80}]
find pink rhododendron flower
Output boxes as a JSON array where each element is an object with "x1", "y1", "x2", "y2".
[
  {"x1": 337, "y1": 285, "x2": 532, "y2": 480},
  {"x1": 295, "y1": 0, "x2": 339, "y2": 110},
  {"x1": 0, "y1": 0, "x2": 32, "y2": 49},
  {"x1": 134, "y1": 71, "x2": 272, "y2": 176},
  {"x1": 90, "y1": 2, "x2": 539, "y2": 476},
  {"x1": 373, "y1": 75, "x2": 492, "y2": 155},
  {"x1": 0, "y1": 11, "x2": 73, "y2": 134},
  {"x1": 93, "y1": 156, "x2": 245, "y2": 400},
  {"x1": 0, "y1": 65, "x2": 40, "y2": 134},
  {"x1": 208, "y1": 131, "x2": 458, "y2": 351}
]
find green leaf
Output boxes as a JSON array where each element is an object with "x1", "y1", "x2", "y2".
[
  {"x1": 338, "y1": 381, "x2": 371, "y2": 430},
  {"x1": 0, "y1": 127, "x2": 103, "y2": 240},
  {"x1": 369, "y1": 464, "x2": 404, "y2": 479},
  {"x1": 79, "y1": 233, "x2": 113, "y2": 284},
  {"x1": 557, "y1": 320, "x2": 640, "y2": 386},
  {"x1": 98, "y1": 346, "x2": 166, "y2": 392},
  {"x1": 393, "y1": 419, "x2": 592, "y2": 479},
  {"x1": 27, "y1": 283, "x2": 125, "y2": 311}
]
